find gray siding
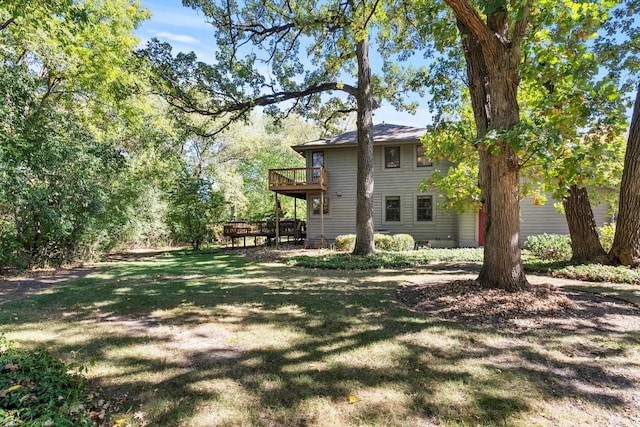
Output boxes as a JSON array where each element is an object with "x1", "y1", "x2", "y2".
[
  {"x1": 299, "y1": 142, "x2": 614, "y2": 248},
  {"x1": 458, "y1": 212, "x2": 478, "y2": 247},
  {"x1": 519, "y1": 197, "x2": 611, "y2": 244},
  {"x1": 304, "y1": 142, "x2": 457, "y2": 247}
]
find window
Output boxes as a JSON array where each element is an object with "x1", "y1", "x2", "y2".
[
  {"x1": 311, "y1": 151, "x2": 324, "y2": 168},
  {"x1": 385, "y1": 196, "x2": 401, "y2": 221},
  {"x1": 417, "y1": 195, "x2": 433, "y2": 221},
  {"x1": 311, "y1": 151, "x2": 324, "y2": 181},
  {"x1": 384, "y1": 146, "x2": 400, "y2": 168},
  {"x1": 311, "y1": 196, "x2": 329, "y2": 215},
  {"x1": 416, "y1": 145, "x2": 433, "y2": 168}
]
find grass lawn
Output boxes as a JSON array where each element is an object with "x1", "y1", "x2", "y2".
[{"x1": 1, "y1": 249, "x2": 639, "y2": 426}]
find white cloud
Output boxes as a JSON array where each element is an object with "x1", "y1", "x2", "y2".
[{"x1": 155, "y1": 31, "x2": 199, "y2": 44}]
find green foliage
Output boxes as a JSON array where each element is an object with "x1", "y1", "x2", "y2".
[
  {"x1": 334, "y1": 233, "x2": 415, "y2": 252},
  {"x1": 146, "y1": 0, "x2": 432, "y2": 133},
  {"x1": 0, "y1": 0, "x2": 180, "y2": 269},
  {"x1": 552, "y1": 264, "x2": 640, "y2": 284},
  {"x1": 523, "y1": 234, "x2": 572, "y2": 261},
  {"x1": 389, "y1": 234, "x2": 415, "y2": 251},
  {"x1": 166, "y1": 173, "x2": 227, "y2": 249},
  {"x1": 416, "y1": 0, "x2": 627, "y2": 216},
  {"x1": 213, "y1": 115, "x2": 315, "y2": 221},
  {"x1": 374, "y1": 234, "x2": 395, "y2": 251},
  {"x1": 334, "y1": 234, "x2": 356, "y2": 251},
  {"x1": 289, "y1": 247, "x2": 484, "y2": 269},
  {"x1": 599, "y1": 222, "x2": 616, "y2": 253},
  {"x1": 0, "y1": 66, "x2": 132, "y2": 268},
  {"x1": 0, "y1": 336, "x2": 93, "y2": 426},
  {"x1": 524, "y1": 258, "x2": 640, "y2": 284}
]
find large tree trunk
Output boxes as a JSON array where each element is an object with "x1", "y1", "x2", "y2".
[
  {"x1": 454, "y1": 7, "x2": 529, "y2": 291},
  {"x1": 609, "y1": 84, "x2": 640, "y2": 267},
  {"x1": 352, "y1": 36, "x2": 375, "y2": 256},
  {"x1": 563, "y1": 185, "x2": 607, "y2": 262}
]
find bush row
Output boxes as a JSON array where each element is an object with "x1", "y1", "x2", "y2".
[
  {"x1": 334, "y1": 233, "x2": 415, "y2": 252},
  {"x1": 523, "y1": 224, "x2": 617, "y2": 261}
]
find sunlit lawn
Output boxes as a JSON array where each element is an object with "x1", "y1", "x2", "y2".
[{"x1": 1, "y1": 250, "x2": 639, "y2": 426}]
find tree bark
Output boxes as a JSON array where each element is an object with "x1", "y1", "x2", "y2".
[
  {"x1": 451, "y1": 1, "x2": 529, "y2": 291},
  {"x1": 563, "y1": 185, "x2": 607, "y2": 262},
  {"x1": 609, "y1": 83, "x2": 640, "y2": 267},
  {"x1": 352, "y1": 36, "x2": 375, "y2": 256}
]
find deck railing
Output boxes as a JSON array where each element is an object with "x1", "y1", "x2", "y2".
[
  {"x1": 268, "y1": 167, "x2": 327, "y2": 191},
  {"x1": 223, "y1": 219, "x2": 306, "y2": 237}
]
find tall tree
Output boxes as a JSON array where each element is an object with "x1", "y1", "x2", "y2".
[
  {"x1": 610, "y1": 86, "x2": 640, "y2": 266},
  {"x1": 425, "y1": 0, "x2": 622, "y2": 286},
  {"x1": 144, "y1": 0, "x2": 427, "y2": 255},
  {"x1": 0, "y1": 0, "x2": 162, "y2": 267},
  {"x1": 440, "y1": 0, "x2": 530, "y2": 290},
  {"x1": 599, "y1": 1, "x2": 640, "y2": 266}
]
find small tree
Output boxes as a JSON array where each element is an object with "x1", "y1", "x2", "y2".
[{"x1": 166, "y1": 173, "x2": 226, "y2": 249}]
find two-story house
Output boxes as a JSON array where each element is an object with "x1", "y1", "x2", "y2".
[{"x1": 268, "y1": 123, "x2": 610, "y2": 248}]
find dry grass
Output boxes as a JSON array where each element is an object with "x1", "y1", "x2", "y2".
[{"x1": 1, "y1": 248, "x2": 639, "y2": 426}]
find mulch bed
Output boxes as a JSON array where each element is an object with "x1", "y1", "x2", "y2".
[{"x1": 396, "y1": 279, "x2": 640, "y2": 333}]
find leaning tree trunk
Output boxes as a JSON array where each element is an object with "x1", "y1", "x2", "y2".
[
  {"x1": 454, "y1": 9, "x2": 529, "y2": 291},
  {"x1": 609, "y1": 84, "x2": 640, "y2": 267},
  {"x1": 352, "y1": 36, "x2": 376, "y2": 256},
  {"x1": 563, "y1": 185, "x2": 606, "y2": 262}
]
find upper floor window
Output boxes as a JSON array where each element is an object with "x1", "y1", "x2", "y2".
[
  {"x1": 385, "y1": 196, "x2": 401, "y2": 221},
  {"x1": 311, "y1": 151, "x2": 324, "y2": 181},
  {"x1": 384, "y1": 146, "x2": 400, "y2": 168},
  {"x1": 416, "y1": 145, "x2": 433, "y2": 168},
  {"x1": 417, "y1": 195, "x2": 434, "y2": 221},
  {"x1": 311, "y1": 151, "x2": 325, "y2": 168}
]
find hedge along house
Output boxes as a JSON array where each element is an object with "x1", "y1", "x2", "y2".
[{"x1": 268, "y1": 123, "x2": 611, "y2": 248}]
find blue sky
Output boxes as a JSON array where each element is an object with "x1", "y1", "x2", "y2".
[{"x1": 135, "y1": 0, "x2": 433, "y2": 128}]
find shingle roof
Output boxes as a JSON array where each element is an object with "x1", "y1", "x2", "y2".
[{"x1": 293, "y1": 123, "x2": 427, "y2": 151}]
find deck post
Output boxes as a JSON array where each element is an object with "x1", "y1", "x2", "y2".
[
  {"x1": 275, "y1": 193, "x2": 280, "y2": 248},
  {"x1": 320, "y1": 191, "x2": 325, "y2": 248}
]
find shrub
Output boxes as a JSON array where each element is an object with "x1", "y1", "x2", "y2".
[
  {"x1": 334, "y1": 234, "x2": 356, "y2": 251},
  {"x1": 0, "y1": 335, "x2": 93, "y2": 426},
  {"x1": 334, "y1": 233, "x2": 415, "y2": 252},
  {"x1": 374, "y1": 233, "x2": 394, "y2": 251},
  {"x1": 523, "y1": 234, "x2": 572, "y2": 261},
  {"x1": 553, "y1": 264, "x2": 640, "y2": 284},
  {"x1": 599, "y1": 223, "x2": 616, "y2": 253},
  {"x1": 390, "y1": 234, "x2": 415, "y2": 251},
  {"x1": 288, "y1": 247, "x2": 484, "y2": 269}
]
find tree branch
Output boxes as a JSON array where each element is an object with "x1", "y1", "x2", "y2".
[
  {"x1": 443, "y1": 0, "x2": 499, "y2": 55},
  {"x1": 0, "y1": 18, "x2": 15, "y2": 31},
  {"x1": 163, "y1": 81, "x2": 359, "y2": 118},
  {"x1": 512, "y1": 0, "x2": 532, "y2": 43}
]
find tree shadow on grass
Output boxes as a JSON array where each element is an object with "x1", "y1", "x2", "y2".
[{"x1": 1, "y1": 252, "x2": 639, "y2": 426}]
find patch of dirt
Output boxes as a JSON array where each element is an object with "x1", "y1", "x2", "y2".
[
  {"x1": 0, "y1": 248, "x2": 183, "y2": 304},
  {"x1": 0, "y1": 267, "x2": 95, "y2": 305},
  {"x1": 396, "y1": 279, "x2": 640, "y2": 333}
]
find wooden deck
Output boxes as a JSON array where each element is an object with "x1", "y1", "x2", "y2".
[
  {"x1": 268, "y1": 167, "x2": 327, "y2": 198},
  {"x1": 223, "y1": 219, "x2": 306, "y2": 247}
]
